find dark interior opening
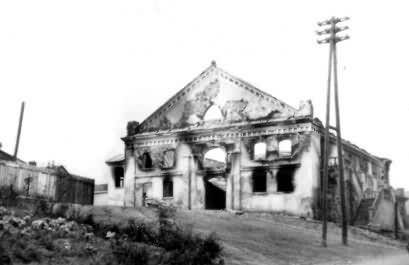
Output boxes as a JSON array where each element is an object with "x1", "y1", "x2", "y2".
[
  {"x1": 163, "y1": 177, "x2": 173, "y2": 197},
  {"x1": 114, "y1": 167, "x2": 124, "y2": 188},
  {"x1": 204, "y1": 176, "x2": 226, "y2": 210},
  {"x1": 252, "y1": 168, "x2": 267, "y2": 192},
  {"x1": 276, "y1": 166, "x2": 296, "y2": 193},
  {"x1": 142, "y1": 152, "x2": 153, "y2": 169}
]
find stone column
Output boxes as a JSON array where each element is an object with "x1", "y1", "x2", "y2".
[
  {"x1": 226, "y1": 142, "x2": 241, "y2": 211},
  {"x1": 191, "y1": 151, "x2": 203, "y2": 209}
]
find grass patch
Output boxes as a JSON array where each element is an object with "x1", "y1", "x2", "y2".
[{"x1": 0, "y1": 204, "x2": 224, "y2": 265}]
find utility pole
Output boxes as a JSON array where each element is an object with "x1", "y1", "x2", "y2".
[
  {"x1": 394, "y1": 200, "x2": 399, "y2": 239},
  {"x1": 188, "y1": 155, "x2": 192, "y2": 210},
  {"x1": 317, "y1": 17, "x2": 350, "y2": 246},
  {"x1": 13, "y1": 101, "x2": 25, "y2": 160}
]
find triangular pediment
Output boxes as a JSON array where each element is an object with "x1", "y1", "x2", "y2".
[{"x1": 136, "y1": 62, "x2": 312, "y2": 133}]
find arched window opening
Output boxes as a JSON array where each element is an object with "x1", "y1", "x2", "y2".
[
  {"x1": 113, "y1": 167, "x2": 124, "y2": 188},
  {"x1": 142, "y1": 152, "x2": 153, "y2": 169},
  {"x1": 203, "y1": 105, "x2": 223, "y2": 121},
  {"x1": 252, "y1": 168, "x2": 267, "y2": 193},
  {"x1": 203, "y1": 148, "x2": 226, "y2": 168},
  {"x1": 163, "y1": 177, "x2": 173, "y2": 197},
  {"x1": 278, "y1": 139, "x2": 292, "y2": 157},
  {"x1": 254, "y1": 142, "x2": 267, "y2": 160}
]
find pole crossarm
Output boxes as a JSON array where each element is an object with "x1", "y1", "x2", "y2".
[
  {"x1": 317, "y1": 35, "x2": 350, "y2": 44},
  {"x1": 317, "y1": 16, "x2": 350, "y2": 26},
  {"x1": 316, "y1": 26, "x2": 349, "y2": 36}
]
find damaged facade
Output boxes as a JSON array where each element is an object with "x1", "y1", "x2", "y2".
[{"x1": 101, "y1": 62, "x2": 398, "y2": 224}]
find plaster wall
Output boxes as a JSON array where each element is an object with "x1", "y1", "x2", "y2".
[
  {"x1": 239, "y1": 132, "x2": 320, "y2": 216},
  {"x1": 94, "y1": 193, "x2": 109, "y2": 206},
  {"x1": 103, "y1": 166, "x2": 125, "y2": 206},
  {"x1": 123, "y1": 155, "x2": 136, "y2": 207},
  {"x1": 130, "y1": 142, "x2": 207, "y2": 209}
]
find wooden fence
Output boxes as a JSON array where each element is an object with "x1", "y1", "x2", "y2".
[{"x1": 0, "y1": 160, "x2": 94, "y2": 205}]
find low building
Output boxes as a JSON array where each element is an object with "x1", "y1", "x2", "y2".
[
  {"x1": 0, "y1": 147, "x2": 94, "y2": 205},
  {"x1": 100, "y1": 62, "x2": 394, "y2": 223}
]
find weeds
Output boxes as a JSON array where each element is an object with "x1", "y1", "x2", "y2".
[
  {"x1": 0, "y1": 185, "x2": 18, "y2": 208},
  {"x1": 105, "y1": 206, "x2": 224, "y2": 265},
  {"x1": 0, "y1": 204, "x2": 224, "y2": 265}
]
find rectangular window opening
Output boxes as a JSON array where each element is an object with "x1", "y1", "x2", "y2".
[
  {"x1": 252, "y1": 168, "x2": 267, "y2": 193},
  {"x1": 276, "y1": 166, "x2": 295, "y2": 193},
  {"x1": 163, "y1": 177, "x2": 173, "y2": 197}
]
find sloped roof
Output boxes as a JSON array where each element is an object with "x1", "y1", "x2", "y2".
[
  {"x1": 105, "y1": 153, "x2": 125, "y2": 164},
  {"x1": 0, "y1": 149, "x2": 24, "y2": 164}
]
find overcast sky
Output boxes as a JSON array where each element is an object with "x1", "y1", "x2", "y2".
[{"x1": 1, "y1": 0, "x2": 408, "y2": 190}]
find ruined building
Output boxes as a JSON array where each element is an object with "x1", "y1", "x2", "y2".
[{"x1": 100, "y1": 62, "x2": 395, "y2": 224}]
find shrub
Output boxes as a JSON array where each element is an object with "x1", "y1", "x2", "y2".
[
  {"x1": 33, "y1": 197, "x2": 51, "y2": 217},
  {"x1": 13, "y1": 243, "x2": 41, "y2": 263},
  {"x1": 0, "y1": 185, "x2": 18, "y2": 208},
  {"x1": 111, "y1": 240, "x2": 150, "y2": 265},
  {"x1": 157, "y1": 226, "x2": 223, "y2": 265},
  {"x1": 121, "y1": 219, "x2": 157, "y2": 244},
  {"x1": 90, "y1": 205, "x2": 224, "y2": 265},
  {"x1": 0, "y1": 244, "x2": 12, "y2": 265},
  {"x1": 36, "y1": 230, "x2": 55, "y2": 250}
]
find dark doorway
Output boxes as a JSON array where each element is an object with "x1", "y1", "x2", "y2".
[
  {"x1": 204, "y1": 175, "x2": 226, "y2": 209},
  {"x1": 203, "y1": 148, "x2": 227, "y2": 210},
  {"x1": 276, "y1": 166, "x2": 296, "y2": 193},
  {"x1": 114, "y1": 167, "x2": 124, "y2": 188}
]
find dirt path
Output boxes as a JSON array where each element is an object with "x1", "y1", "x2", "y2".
[
  {"x1": 176, "y1": 210, "x2": 408, "y2": 265},
  {"x1": 348, "y1": 254, "x2": 408, "y2": 265}
]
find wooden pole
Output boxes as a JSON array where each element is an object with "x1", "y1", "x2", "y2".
[
  {"x1": 188, "y1": 155, "x2": 192, "y2": 210},
  {"x1": 394, "y1": 200, "x2": 399, "y2": 239},
  {"x1": 13, "y1": 101, "x2": 25, "y2": 160},
  {"x1": 333, "y1": 37, "x2": 348, "y2": 246},
  {"x1": 321, "y1": 23, "x2": 333, "y2": 247}
]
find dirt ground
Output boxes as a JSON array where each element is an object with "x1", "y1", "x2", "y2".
[
  {"x1": 3, "y1": 204, "x2": 407, "y2": 265},
  {"x1": 175, "y1": 210, "x2": 409, "y2": 265}
]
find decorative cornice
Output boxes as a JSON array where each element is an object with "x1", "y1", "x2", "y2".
[
  {"x1": 240, "y1": 163, "x2": 301, "y2": 172},
  {"x1": 135, "y1": 170, "x2": 183, "y2": 178},
  {"x1": 131, "y1": 122, "x2": 318, "y2": 148}
]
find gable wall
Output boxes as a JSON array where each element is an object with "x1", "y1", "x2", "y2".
[{"x1": 139, "y1": 66, "x2": 298, "y2": 133}]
